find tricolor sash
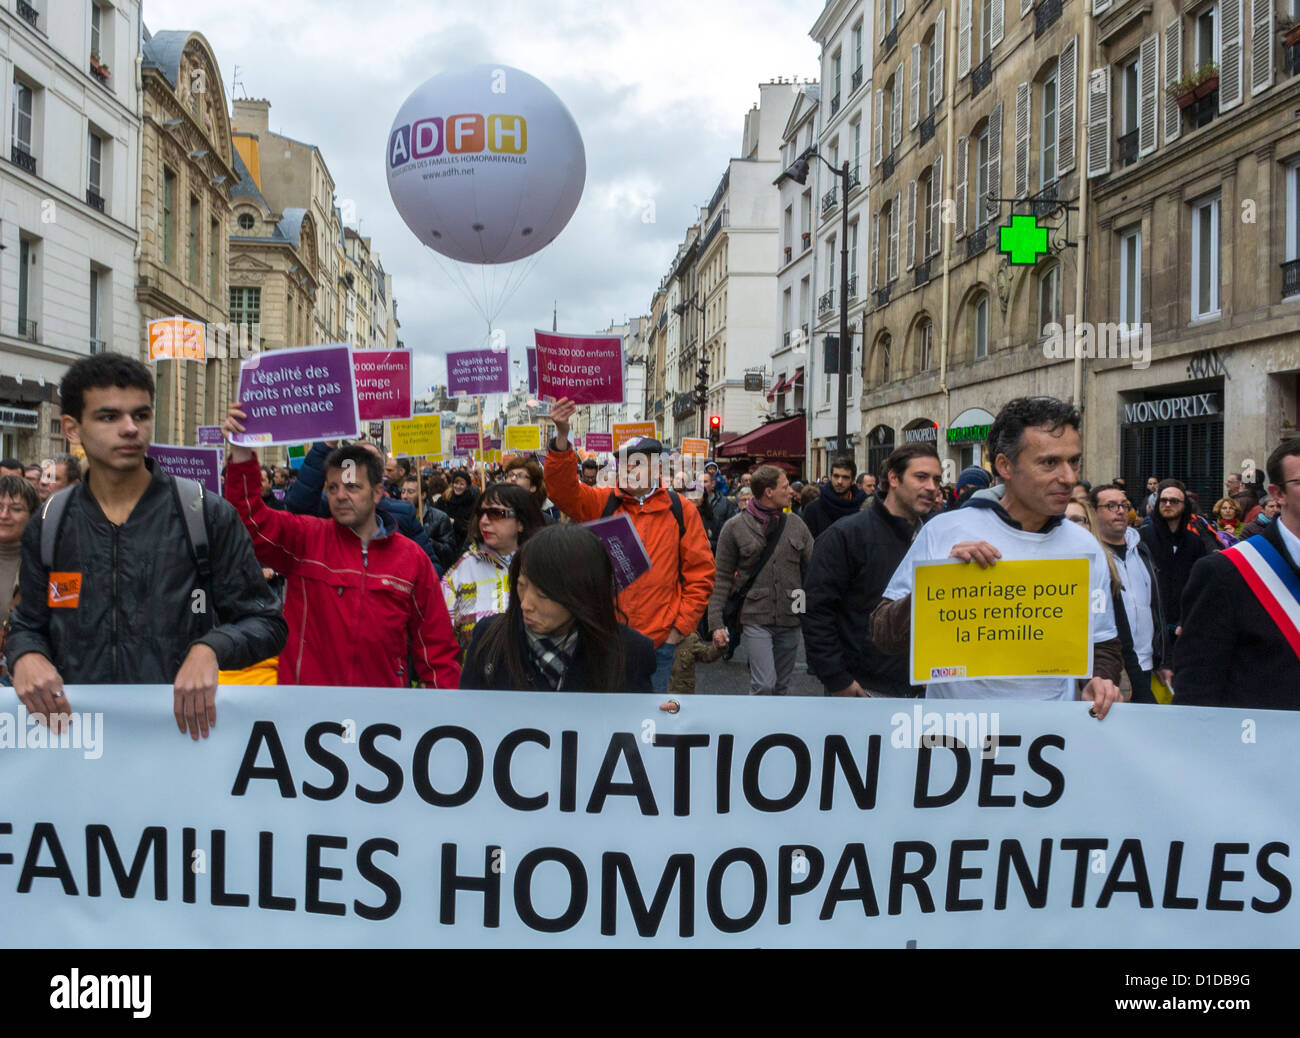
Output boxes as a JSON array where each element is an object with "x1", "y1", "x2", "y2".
[{"x1": 1222, "y1": 534, "x2": 1300, "y2": 662}]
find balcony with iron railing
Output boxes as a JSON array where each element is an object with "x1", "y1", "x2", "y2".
[
  {"x1": 971, "y1": 56, "x2": 992, "y2": 97},
  {"x1": 18, "y1": 318, "x2": 38, "y2": 342},
  {"x1": 90, "y1": 61, "x2": 110, "y2": 85},
  {"x1": 89, "y1": 338, "x2": 106, "y2": 354},
  {"x1": 1284, "y1": 42, "x2": 1300, "y2": 78},
  {"x1": 1284, "y1": 259, "x2": 1300, "y2": 300},
  {"x1": 10, "y1": 144, "x2": 36, "y2": 175},
  {"x1": 1034, "y1": 0, "x2": 1063, "y2": 38},
  {"x1": 848, "y1": 165, "x2": 862, "y2": 191},
  {"x1": 16, "y1": 0, "x2": 38, "y2": 29},
  {"x1": 822, "y1": 187, "x2": 838, "y2": 216},
  {"x1": 86, "y1": 188, "x2": 105, "y2": 213},
  {"x1": 915, "y1": 261, "x2": 931, "y2": 287},
  {"x1": 966, "y1": 225, "x2": 989, "y2": 258},
  {"x1": 831, "y1": 93, "x2": 841, "y2": 117},
  {"x1": 851, "y1": 66, "x2": 864, "y2": 93},
  {"x1": 1030, "y1": 180, "x2": 1059, "y2": 217},
  {"x1": 1188, "y1": 90, "x2": 1218, "y2": 130},
  {"x1": 875, "y1": 285, "x2": 891, "y2": 308},
  {"x1": 783, "y1": 330, "x2": 792, "y2": 347},
  {"x1": 818, "y1": 289, "x2": 835, "y2": 315},
  {"x1": 801, "y1": 231, "x2": 812, "y2": 251},
  {"x1": 783, "y1": 244, "x2": 792, "y2": 264},
  {"x1": 1117, "y1": 128, "x2": 1139, "y2": 168},
  {"x1": 848, "y1": 274, "x2": 859, "y2": 299},
  {"x1": 881, "y1": 152, "x2": 895, "y2": 182},
  {"x1": 884, "y1": 25, "x2": 898, "y2": 55},
  {"x1": 920, "y1": 112, "x2": 935, "y2": 146}
]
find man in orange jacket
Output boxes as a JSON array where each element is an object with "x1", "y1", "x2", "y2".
[{"x1": 545, "y1": 397, "x2": 715, "y2": 693}]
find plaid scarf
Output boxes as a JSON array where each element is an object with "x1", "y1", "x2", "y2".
[{"x1": 523, "y1": 624, "x2": 580, "y2": 690}]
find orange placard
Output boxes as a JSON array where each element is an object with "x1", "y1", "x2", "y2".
[
  {"x1": 47, "y1": 572, "x2": 82, "y2": 608},
  {"x1": 612, "y1": 422, "x2": 656, "y2": 451},
  {"x1": 148, "y1": 318, "x2": 206, "y2": 361},
  {"x1": 681, "y1": 437, "x2": 710, "y2": 457}
]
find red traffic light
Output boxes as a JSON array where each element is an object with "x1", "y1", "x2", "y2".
[{"x1": 709, "y1": 415, "x2": 721, "y2": 430}]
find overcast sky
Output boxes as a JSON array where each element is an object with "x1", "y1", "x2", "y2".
[{"x1": 145, "y1": 0, "x2": 821, "y2": 414}]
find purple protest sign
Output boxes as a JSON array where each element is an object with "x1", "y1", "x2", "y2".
[
  {"x1": 584, "y1": 432, "x2": 613, "y2": 452},
  {"x1": 488, "y1": 437, "x2": 502, "y2": 451},
  {"x1": 527, "y1": 347, "x2": 537, "y2": 396},
  {"x1": 147, "y1": 445, "x2": 223, "y2": 495},
  {"x1": 456, "y1": 432, "x2": 483, "y2": 451},
  {"x1": 447, "y1": 349, "x2": 509, "y2": 396},
  {"x1": 534, "y1": 330, "x2": 624, "y2": 406},
  {"x1": 231, "y1": 344, "x2": 359, "y2": 447},
  {"x1": 582, "y1": 513, "x2": 652, "y2": 592},
  {"x1": 196, "y1": 425, "x2": 224, "y2": 447},
  {"x1": 352, "y1": 349, "x2": 413, "y2": 421}
]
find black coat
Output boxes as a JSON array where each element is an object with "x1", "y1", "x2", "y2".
[
  {"x1": 799, "y1": 495, "x2": 922, "y2": 696},
  {"x1": 1174, "y1": 520, "x2": 1300, "y2": 709},
  {"x1": 1139, "y1": 516, "x2": 1210, "y2": 631},
  {"x1": 801, "y1": 482, "x2": 869, "y2": 539},
  {"x1": 5, "y1": 459, "x2": 287, "y2": 682},
  {"x1": 421, "y1": 504, "x2": 459, "y2": 575},
  {"x1": 442, "y1": 486, "x2": 480, "y2": 550},
  {"x1": 704, "y1": 491, "x2": 737, "y2": 551},
  {"x1": 459, "y1": 615, "x2": 656, "y2": 692}
]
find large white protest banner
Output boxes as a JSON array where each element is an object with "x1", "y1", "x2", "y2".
[{"x1": 0, "y1": 686, "x2": 1295, "y2": 947}]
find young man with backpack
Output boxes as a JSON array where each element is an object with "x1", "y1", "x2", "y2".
[
  {"x1": 4, "y1": 355, "x2": 287, "y2": 738},
  {"x1": 545, "y1": 397, "x2": 715, "y2": 693}
]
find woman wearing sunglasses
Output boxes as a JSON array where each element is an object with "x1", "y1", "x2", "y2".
[
  {"x1": 459, "y1": 524, "x2": 656, "y2": 692},
  {"x1": 441, "y1": 483, "x2": 546, "y2": 654}
]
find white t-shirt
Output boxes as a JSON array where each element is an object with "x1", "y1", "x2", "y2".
[
  {"x1": 882, "y1": 504, "x2": 1118, "y2": 701},
  {"x1": 1114, "y1": 526, "x2": 1156, "y2": 671}
]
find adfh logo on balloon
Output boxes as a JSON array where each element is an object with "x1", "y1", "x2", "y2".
[{"x1": 389, "y1": 113, "x2": 528, "y2": 168}]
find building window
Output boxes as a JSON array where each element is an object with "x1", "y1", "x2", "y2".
[
  {"x1": 18, "y1": 239, "x2": 33, "y2": 334},
  {"x1": 188, "y1": 196, "x2": 200, "y2": 283},
  {"x1": 975, "y1": 125, "x2": 990, "y2": 228},
  {"x1": 1041, "y1": 66, "x2": 1058, "y2": 187},
  {"x1": 1121, "y1": 57, "x2": 1139, "y2": 138},
  {"x1": 237, "y1": 212, "x2": 255, "y2": 231},
  {"x1": 921, "y1": 170, "x2": 935, "y2": 255},
  {"x1": 209, "y1": 218, "x2": 219, "y2": 299},
  {"x1": 89, "y1": 268, "x2": 102, "y2": 350},
  {"x1": 91, "y1": 4, "x2": 103, "y2": 58},
  {"x1": 980, "y1": 0, "x2": 994, "y2": 59},
  {"x1": 88, "y1": 131, "x2": 102, "y2": 194},
  {"x1": 973, "y1": 294, "x2": 989, "y2": 358},
  {"x1": 833, "y1": 51, "x2": 842, "y2": 103},
  {"x1": 162, "y1": 168, "x2": 176, "y2": 266},
  {"x1": 1119, "y1": 226, "x2": 1142, "y2": 324},
  {"x1": 1286, "y1": 162, "x2": 1300, "y2": 299},
  {"x1": 918, "y1": 318, "x2": 934, "y2": 371},
  {"x1": 12, "y1": 80, "x2": 33, "y2": 154},
  {"x1": 1038, "y1": 262, "x2": 1060, "y2": 337},
  {"x1": 853, "y1": 22, "x2": 863, "y2": 73},
  {"x1": 230, "y1": 286, "x2": 261, "y2": 329},
  {"x1": 1194, "y1": 3, "x2": 1217, "y2": 70},
  {"x1": 1190, "y1": 195, "x2": 1220, "y2": 319}
]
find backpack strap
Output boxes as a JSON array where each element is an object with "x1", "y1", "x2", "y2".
[
  {"x1": 169, "y1": 476, "x2": 211, "y2": 590},
  {"x1": 39, "y1": 486, "x2": 76, "y2": 572},
  {"x1": 668, "y1": 489, "x2": 685, "y2": 540},
  {"x1": 600, "y1": 492, "x2": 620, "y2": 519}
]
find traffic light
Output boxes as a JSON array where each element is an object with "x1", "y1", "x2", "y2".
[{"x1": 709, "y1": 414, "x2": 721, "y2": 442}]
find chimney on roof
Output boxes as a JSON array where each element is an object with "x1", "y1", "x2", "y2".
[{"x1": 232, "y1": 97, "x2": 270, "y2": 135}]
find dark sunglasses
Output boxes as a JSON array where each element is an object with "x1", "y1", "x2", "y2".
[{"x1": 480, "y1": 506, "x2": 517, "y2": 521}]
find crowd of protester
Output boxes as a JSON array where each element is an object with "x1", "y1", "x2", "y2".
[{"x1": 2, "y1": 353, "x2": 1295, "y2": 737}]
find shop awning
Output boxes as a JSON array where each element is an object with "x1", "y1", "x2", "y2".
[
  {"x1": 767, "y1": 375, "x2": 790, "y2": 401},
  {"x1": 717, "y1": 414, "x2": 806, "y2": 459},
  {"x1": 788, "y1": 367, "x2": 804, "y2": 386}
]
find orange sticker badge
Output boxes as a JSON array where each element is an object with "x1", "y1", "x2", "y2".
[{"x1": 48, "y1": 572, "x2": 82, "y2": 608}]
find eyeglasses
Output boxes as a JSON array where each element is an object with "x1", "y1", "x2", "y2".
[
  {"x1": 1067, "y1": 515, "x2": 1090, "y2": 526},
  {"x1": 480, "y1": 507, "x2": 517, "y2": 521},
  {"x1": 0, "y1": 502, "x2": 30, "y2": 516},
  {"x1": 1096, "y1": 501, "x2": 1128, "y2": 513},
  {"x1": 1158, "y1": 497, "x2": 1185, "y2": 506}
]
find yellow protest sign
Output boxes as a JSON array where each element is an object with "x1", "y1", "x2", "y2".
[
  {"x1": 681, "y1": 437, "x2": 710, "y2": 457},
  {"x1": 612, "y1": 422, "x2": 656, "y2": 451},
  {"x1": 148, "y1": 317, "x2": 206, "y2": 361},
  {"x1": 504, "y1": 424, "x2": 541, "y2": 451},
  {"x1": 910, "y1": 558, "x2": 1092, "y2": 682},
  {"x1": 389, "y1": 415, "x2": 442, "y2": 458}
]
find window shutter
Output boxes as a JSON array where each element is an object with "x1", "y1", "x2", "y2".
[
  {"x1": 911, "y1": 44, "x2": 921, "y2": 127},
  {"x1": 1138, "y1": 33, "x2": 1159, "y2": 158},
  {"x1": 873, "y1": 89, "x2": 884, "y2": 165},
  {"x1": 1163, "y1": 20, "x2": 1182, "y2": 145},
  {"x1": 1219, "y1": 0, "x2": 1243, "y2": 111},
  {"x1": 1251, "y1": 0, "x2": 1274, "y2": 95},
  {"x1": 889, "y1": 192, "x2": 901, "y2": 282},
  {"x1": 934, "y1": 10, "x2": 946, "y2": 100},
  {"x1": 930, "y1": 153, "x2": 943, "y2": 256},
  {"x1": 1086, "y1": 66, "x2": 1111, "y2": 177},
  {"x1": 871, "y1": 211, "x2": 880, "y2": 289},
  {"x1": 987, "y1": 102, "x2": 1002, "y2": 222},
  {"x1": 892, "y1": 62, "x2": 904, "y2": 147},
  {"x1": 955, "y1": 136, "x2": 968, "y2": 239},
  {"x1": 1058, "y1": 35, "x2": 1077, "y2": 175},
  {"x1": 958, "y1": 0, "x2": 972, "y2": 78},
  {"x1": 1093, "y1": 0, "x2": 1111, "y2": 13},
  {"x1": 906, "y1": 179, "x2": 917, "y2": 270},
  {"x1": 991, "y1": 0, "x2": 1004, "y2": 50},
  {"x1": 1021, "y1": 0, "x2": 1032, "y2": 17},
  {"x1": 1014, "y1": 81, "x2": 1031, "y2": 197}
]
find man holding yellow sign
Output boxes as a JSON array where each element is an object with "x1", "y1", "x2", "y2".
[{"x1": 871, "y1": 398, "x2": 1125, "y2": 718}]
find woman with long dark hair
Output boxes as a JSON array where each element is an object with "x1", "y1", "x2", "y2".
[
  {"x1": 442, "y1": 482, "x2": 546, "y2": 653},
  {"x1": 441, "y1": 468, "x2": 480, "y2": 552},
  {"x1": 459, "y1": 524, "x2": 656, "y2": 692}
]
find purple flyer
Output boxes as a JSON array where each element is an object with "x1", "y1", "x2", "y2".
[
  {"x1": 456, "y1": 432, "x2": 482, "y2": 450},
  {"x1": 196, "y1": 425, "x2": 224, "y2": 447},
  {"x1": 447, "y1": 349, "x2": 509, "y2": 396},
  {"x1": 582, "y1": 513, "x2": 652, "y2": 592},
  {"x1": 231, "y1": 344, "x2": 360, "y2": 447},
  {"x1": 147, "y1": 445, "x2": 223, "y2": 495},
  {"x1": 584, "y1": 432, "x2": 613, "y2": 452},
  {"x1": 534, "y1": 330, "x2": 624, "y2": 405}
]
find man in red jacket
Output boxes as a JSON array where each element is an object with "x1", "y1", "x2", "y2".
[{"x1": 222, "y1": 403, "x2": 460, "y2": 688}]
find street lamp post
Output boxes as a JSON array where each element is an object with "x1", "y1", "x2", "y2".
[
  {"x1": 673, "y1": 295, "x2": 709, "y2": 439},
  {"x1": 784, "y1": 151, "x2": 852, "y2": 457}
]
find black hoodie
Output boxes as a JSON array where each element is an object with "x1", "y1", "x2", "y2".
[
  {"x1": 1139, "y1": 514, "x2": 1209, "y2": 631},
  {"x1": 802, "y1": 481, "x2": 869, "y2": 538}
]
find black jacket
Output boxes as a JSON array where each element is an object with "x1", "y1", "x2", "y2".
[
  {"x1": 459, "y1": 615, "x2": 656, "y2": 692},
  {"x1": 800, "y1": 495, "x2": 922, "y2": 696},
  {"x1": 1175, "y1": 520, "x2": 1300, "y2": 709},
  {"x1": 421, "y1": 503, "x2": 459, "y2": 575},
  {"x1": 442, "y1": 486, "x2": 481, "y2": 551},
  {"x1": 704, "y1": 491, "x2": 738, "y2": 551},
  {"x1": 801, "y1": 482, "x2": 869, "y2": 539},
  {"x1": 1139, "y1": 516, "x2": 1209, "y2": 631},
  {"x1": 4, "y1": 459, "x2": 287, "y2": 682}
]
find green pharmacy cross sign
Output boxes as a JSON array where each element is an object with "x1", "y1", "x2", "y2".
[{"x1": 998, "y1": 214, "x2": 1051, "y2": 265}]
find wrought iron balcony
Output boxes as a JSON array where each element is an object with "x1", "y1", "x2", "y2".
[
  {"x1": 89, "y1": 338, "x2": 106, "y2": 354},
  {"x1": 884, "y1": 26, "x2": 898, "y2": 54},
  {"x1": 784, "y1": 245, "x2": 792, "y2": 264},
  {"x1": 783, "y1": 330, "x2": 792, "y2": 347},
  {"x1": 18, "y1": 318, "x2": 38, "y2": 342},
  {"x1": 881, "y1": 152, "x2": 895, "y2": 181},
  {"x1": 1117, "y1": 129, "x2": 1139, "y2": 168},
  {"x1": 851, "y1": 66, "x2": 864, "y2": 93},
  {"x1": 966, "y1": 225, "x2": 989, "y2": 258},
  {"x1": 1287, "y1": 42, "x2": 1300, "y2": 78},
  {"x1": 1284, "y1": 258, "x2": 1300, "y2": 301},
  {"x1": 801, "y1": 322, "x2": 809, "y2": 341},
  {"x1": 848, "y1": 274, "x2": 859, "y2": 299},
  {"x1": 86, "y1": 188, "x2": 105, "y2": 212},
  {"x1": 1030, "y1": 180, "x2": 1059, "y2": 217},
  {"x1": 801, "y1": 231, "x2": 812, "y2": 251},
  {"x1": 10, "y1": 144, "x2": 36, "y2": 175},
  {"x1": 875, "y1": 285, "x2": 891, "y2": 308},
  {"x1": 1034, "y1": 0, "x2": 1063, "y2": 38},
  {"x1": 1189, "y1": 91, "x2": 1218, "y2": 130},
  {"x1": 90, "y1": 63, "x2": 110, "y2": 85},
  {"x1": 920, "y1": 112, "x2": 935, "y2": 146},
  {"x1": 848, "y1": 165, "x2": 862, "y2": 191},
  {"x1": 914, "y1": 261, "x2": 931, "y2": 287},
  {"x1": 831, "y1": 93, "x2": 841, "y2": 117},
  {"x1": 16, "y1": 0, "x2": 38, "y2": 29},
  {"x1": 818, "y1": 289, "x2": 835, "y2": 315},
  {"x1": 971, "y1": 56, "x2": 992, "y2": 97},
  {"x1": 822, "y1": 187, "x2": 838, "y2": 215}
]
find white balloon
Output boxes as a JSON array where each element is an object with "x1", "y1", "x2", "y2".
[{"x1": 386, "y1": 65, "x2": 587, "y2": 265}]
